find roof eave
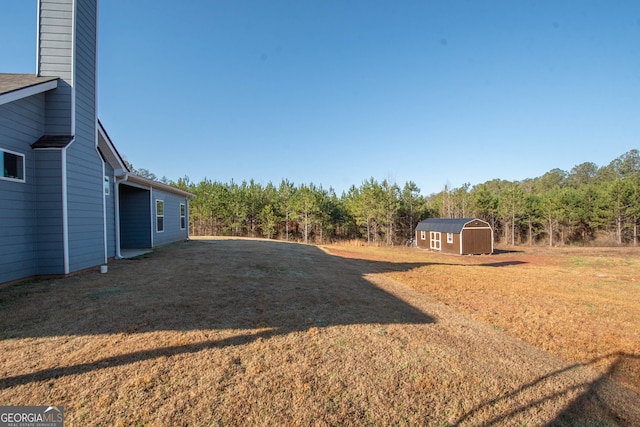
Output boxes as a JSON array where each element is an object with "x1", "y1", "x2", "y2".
[
  {"x1": 124, "y1": 173, "x2": 194, "y2": 199},
  {"x1": 0, "y1": 77, "x2": 58, "y2": 106},
  {"x1": 97, "y1": 120, "x2": 129, "y2": 173},
  {"x1": 416, "y1": 218, "x2": 485, "y2": 233}
]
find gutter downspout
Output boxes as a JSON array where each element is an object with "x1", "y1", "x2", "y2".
[
  {"x1": 150, "y1": 188, "x2": 154, "y2": 248},
  {"x1": 101, "y1": 154, "x2": 107, "y2": 264},
  {"x1": 186, "y1": 201, "x2": 190, "y2": 241},
  {"x1": 114, "y1": 172, "x2": 129, "y2": 260},
  {"x1": 114, "y1": 179, "x2": 122, "y2": 259}
]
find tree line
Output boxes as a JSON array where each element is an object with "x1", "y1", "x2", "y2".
[
  {"x1": 426, "y1": 149, "x2": 640, "y2": 246},
  {"x1": 158, "y1": 149, "x2": 640, "y2": 246},
  {"x1": 165, "y1": 177, "x2": 429, "y2": 245}
]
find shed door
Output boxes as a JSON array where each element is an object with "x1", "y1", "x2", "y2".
[
  {"x1": 430, "y1": 231, "x2": 441, "y2": 251},
  {"x1": 461, "y1": 228, "x2": 493, "y2": 254}
]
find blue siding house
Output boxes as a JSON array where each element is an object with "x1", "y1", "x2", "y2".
[{"x1": 0, "y1": 0, "x2": 192, "y2": 284}]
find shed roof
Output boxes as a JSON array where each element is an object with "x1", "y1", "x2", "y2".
[{"x1": 416, "y1": 218, "x2": 484, "y2": 234}]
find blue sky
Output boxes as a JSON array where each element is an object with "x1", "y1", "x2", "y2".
[{"x1": 2, "y1": 1, "x2": 639, "y2": 195}]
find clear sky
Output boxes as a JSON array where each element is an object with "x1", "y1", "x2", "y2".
[{"x1": 2, "y1": 1, "x2": 639, "y2": 195}]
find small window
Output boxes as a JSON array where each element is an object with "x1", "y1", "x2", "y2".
[
  {"x1": 104, "y1": 176, "x2": 110, "y2": 196},
  {"x1": 420, "y1": 230, "x2": 426, "y2": 240},
  {"x1": 180, "y1": 203, "x2": 186, "y2": 230},
  {"x1": 447, "y1": 232, "x2": 453, "y2": 243},
  {"x1": 156, "y1": 200, "x2": 164, "y2": 232},
  {"x1": 1, "y1": 149, "x2": 25, "y2": 182}
]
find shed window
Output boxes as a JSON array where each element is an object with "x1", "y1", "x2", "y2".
[
  {"x1": 420, "y1": 230, "x2": 426, "y2": 240},
  {"x1": 1, "y1": 149, "x2": 25, "y2": 182},
  {"x1": 156, "y1": 200, "x2": 164, "y2": 232},
  {"x1": 180, "y1": 203, "x2": 186, "y2": 230},
  {"x1": 447, "y1": 232, "x2": 453, "y2": 243}
]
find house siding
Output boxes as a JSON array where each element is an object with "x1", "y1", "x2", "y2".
[
  {"x1": 0, "y1": 98, "x2": 45, "y2": 139},
  {"x1": 65, "y1": 0, "x2": 104, "y2": 272},
  {"x1": 65, "y1": 143, "x2": 105, "y2": 272},
  {"x1": 35, "y1": 149, "x2": 64, "y2": 274},
  {"x1": 0, "y1": 95, "x2": 45, "y2": 282},
  {"x1": 152, "y1": 189, "x2": 189, "y2": 246},
  {"x1": 38, "y1": 0, "x2": 74, "y2": 134}
]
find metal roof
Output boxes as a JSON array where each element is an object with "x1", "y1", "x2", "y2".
[{"x1": 415, "y1": 218, "x2": 487, "y2": 234}]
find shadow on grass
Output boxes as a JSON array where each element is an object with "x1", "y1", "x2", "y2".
[
  {"x1": 0, "y1": 239, "x2": 436, "y2": 338},
  {"x1": 0, "y1": 330, "x2": 277, "y2": 391},
  {"x1": 492, "y1": 248, "x2": 525, "y2": 255},
  {"x1": 0, "y1": 239, "x2": 435, "y2": 388},
  {"x1": 478, "y1": 261, "x2": 528, "y2": 267},
  {"x1": 452, "y1": 352, "x2": 640, "y2": 426}
]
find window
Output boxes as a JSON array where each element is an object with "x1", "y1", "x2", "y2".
[
  {"x1": 447, "y1": 232, "x2": 453, "y2": 243},
  {"x1": 180, "y1": 203, "x2": 186, "y2": 230},
  {"x1": 420, "y1": 230, "x2": 426, "y2": 240},
  {"x1": 156, "y1": 200, "x2": 164, "y2": 232},
  {"x1": 104, "y1": 176, "x2": 110, "y2": 196},
  {"x1": 1, "y1": 149, "x2": 25, "y2": 182}
]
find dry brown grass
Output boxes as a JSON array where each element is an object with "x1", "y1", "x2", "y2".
[
  {"x1": 326, "y1": 244, "x2": 640, "y2": 395},
  {"x1": 0, "y1": 238, "x2": 638, "y2": 426}
]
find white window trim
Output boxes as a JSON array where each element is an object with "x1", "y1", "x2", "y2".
[
  {"x1": 420, "y1": 230, "x2": 426, "y2": 240},
  {"x1": 1, "y1": 148, "x2": 26, "y2": 183},
  {"x1": 430, "y1": 231, "x2": 441, "y2": 250},
  {"x1": 180, "y1": 203, "x2": 186, "y2": 230},
  {"x1": 447, "y1": 232, "x2": 454, "y2": 244},
  {"x1": 156, "y1": 199, "x2": 165, "y2": 233}
]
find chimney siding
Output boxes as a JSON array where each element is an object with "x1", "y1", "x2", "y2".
[
  {"x1": 37, "y1": 0, "x2": 105, "y2": 273},
  {"x1": 38, "y1": 0, "x2": 74, "y2": 135}
]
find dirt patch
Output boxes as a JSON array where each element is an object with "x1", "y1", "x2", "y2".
[{"x1": 0, "y1": 238, "x2": 638, "y2": 426}]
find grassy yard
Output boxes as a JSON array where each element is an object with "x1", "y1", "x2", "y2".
[
  {"x1": 326, "y1": 244, "x2": 640, "y2": 395},
  {"x1": 0, "y1": 238, "x2": 638, "y2": 426}
]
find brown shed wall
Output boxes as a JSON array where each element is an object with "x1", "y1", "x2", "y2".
[
  {"x1": 415, "y1": 230, "x2": 462, "y2": 254},
  {"x1": 416, "y1": 230, "x2": 429, "y2": 249},
  {"x1": 440, "y1": 232, "x2": 459, "y2": 255}
]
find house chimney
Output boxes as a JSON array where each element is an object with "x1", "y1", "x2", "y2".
[{"x1": 37, "y1": 0, "x2": 97, "y2": 137}]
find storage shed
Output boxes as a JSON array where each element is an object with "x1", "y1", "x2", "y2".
[{"x1": 415, "y1": 218, "x2": 493, "y2": 255}]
